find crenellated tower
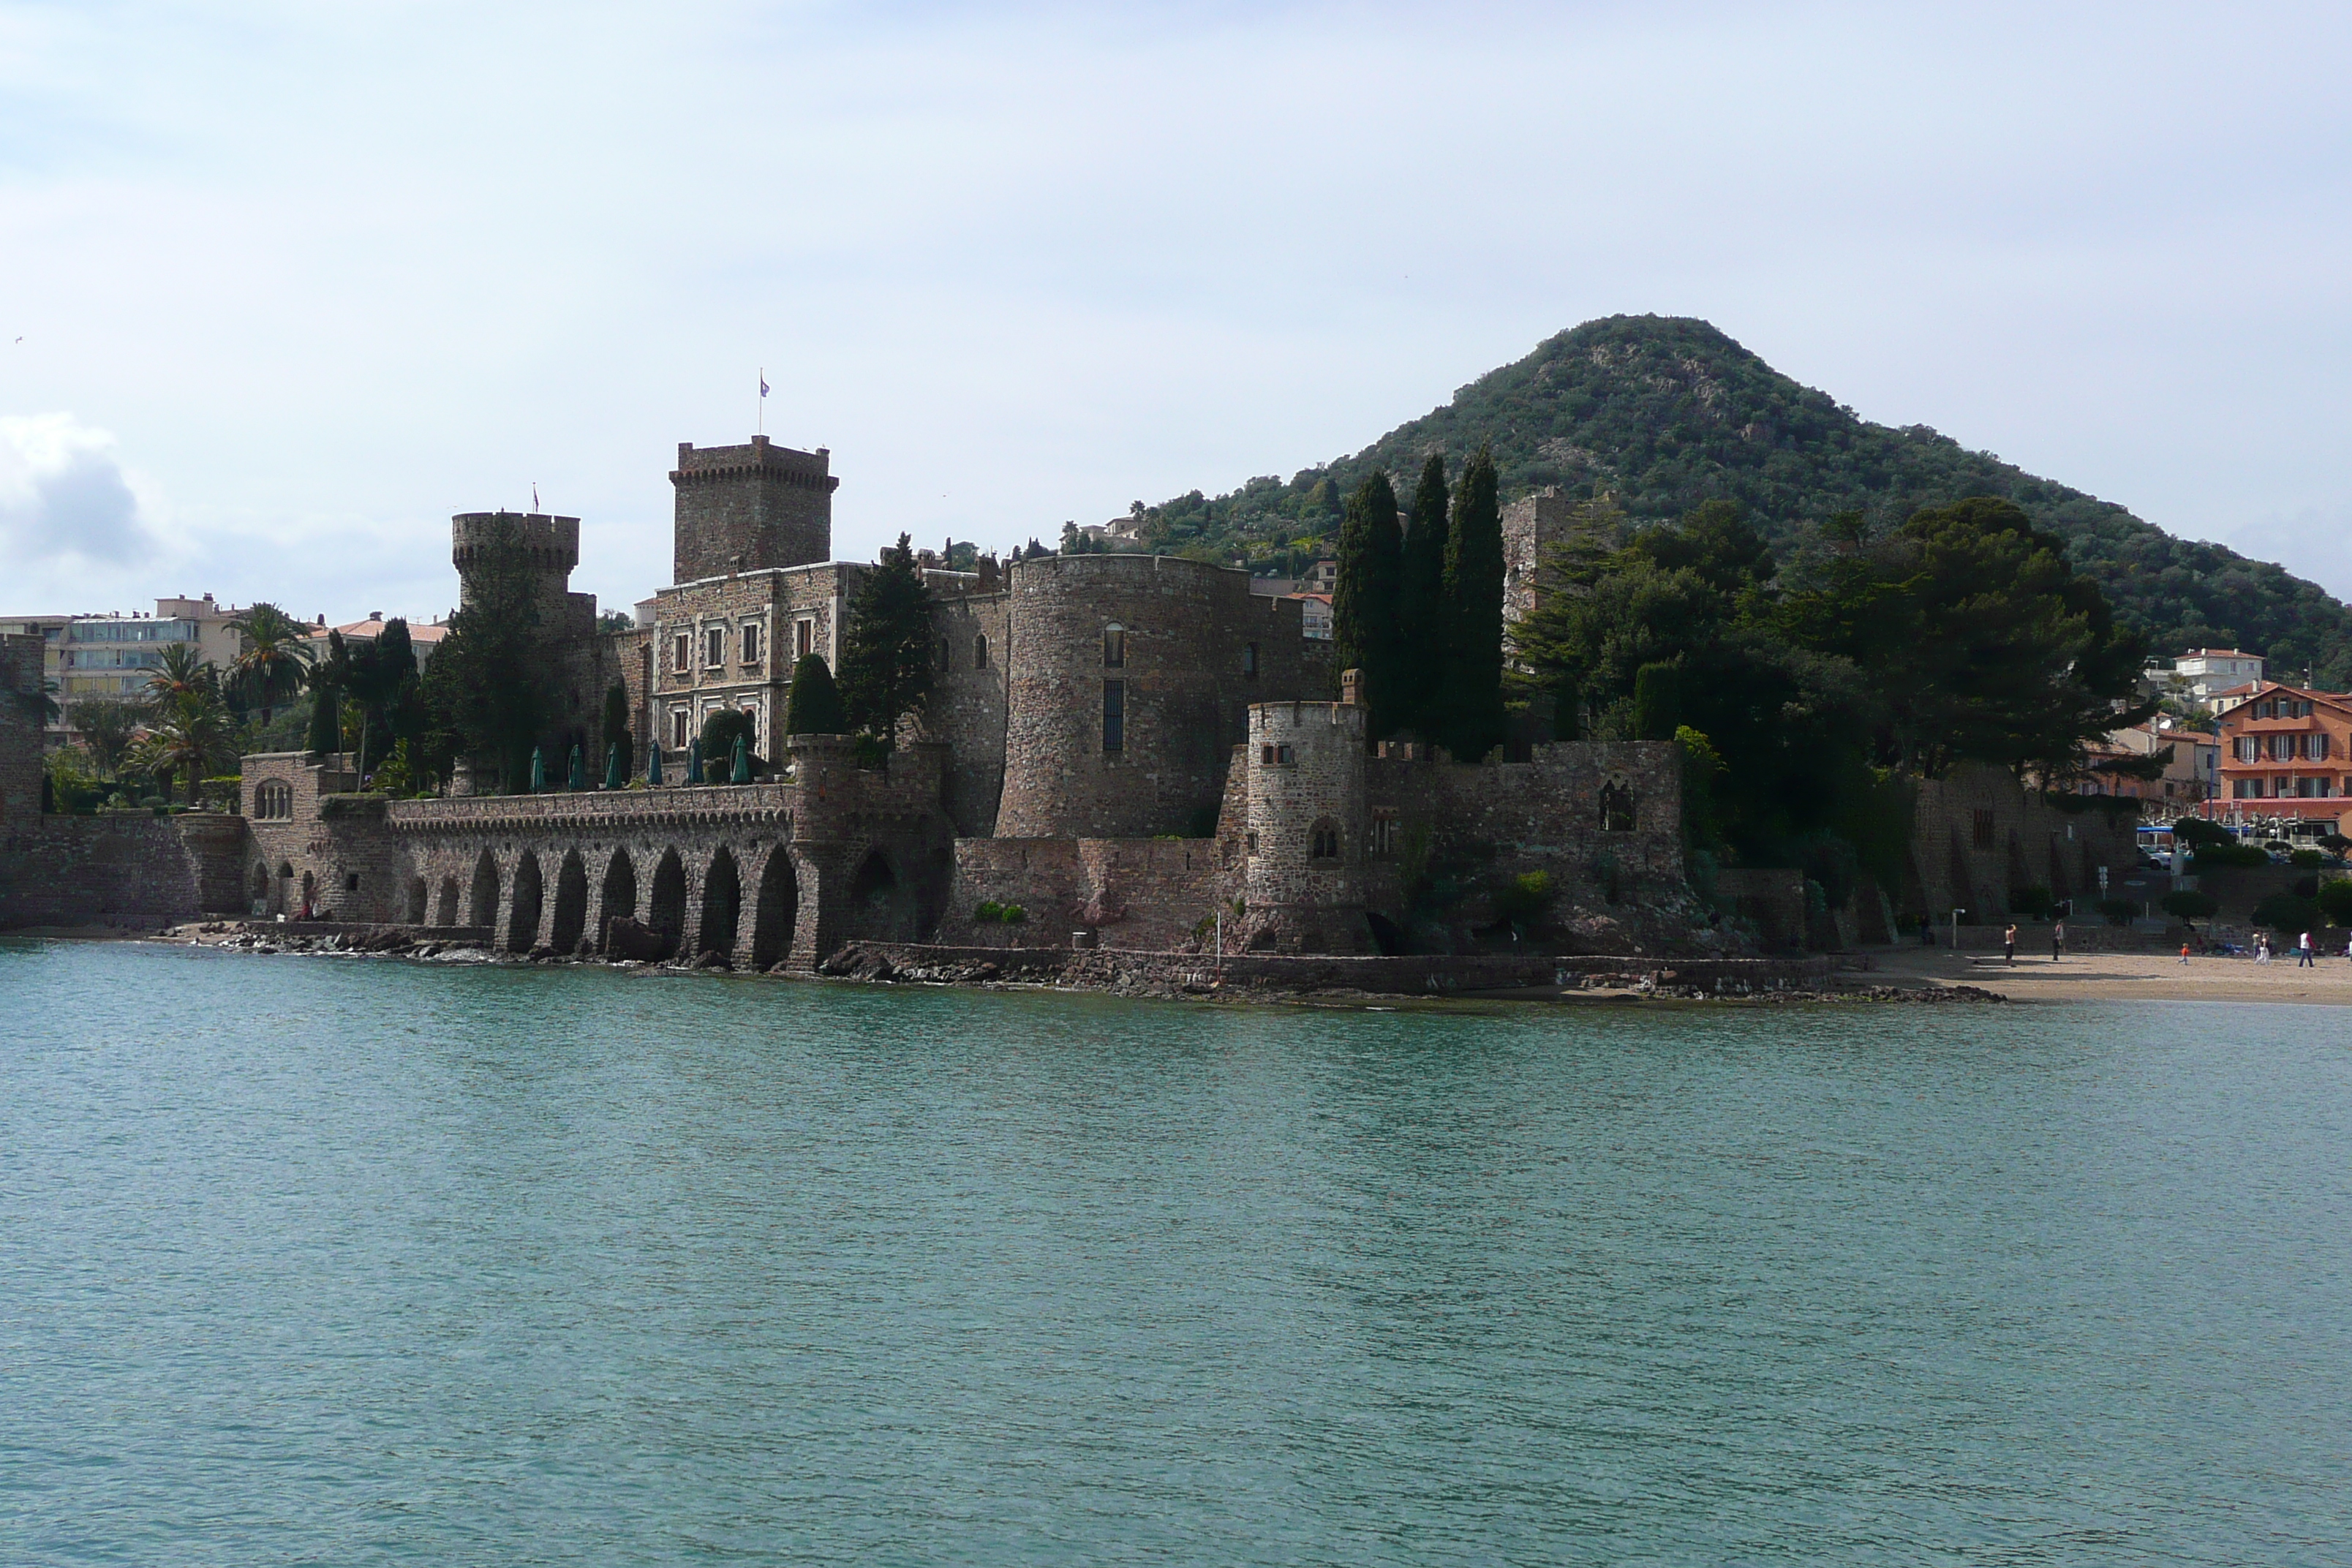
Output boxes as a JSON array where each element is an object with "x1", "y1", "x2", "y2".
[{"x1": 670, "y1": 436, "x2": 836, "y2": 584}]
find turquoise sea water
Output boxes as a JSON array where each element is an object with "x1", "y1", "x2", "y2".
[{"x1": 2, "y1": 940, "x2": 2348, "y2": 1565}]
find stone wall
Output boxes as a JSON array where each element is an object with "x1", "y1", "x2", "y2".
[
  {"x1": 938, "y1": 836, "x2": 1225, "y2": 951},
  {"x1": 995, "y1": 554, "x2": 1324, "y2": 839},
  {"x1": 644, "y1": 561, "x2": 865, "y2": 764},
  {"x1": 919, "y1": 589, "x2": 1012, "y2": 836},
  {"x1": 1903, "y1": 765, "x2": 2140, "y2": 922},
  {"x1": 1242, "y1": 700, "x2": 1369, "y2": 951},
  {"x1": 0, "y1": 814, "x2": 244, "y2": 930},
  {"x1": 671, "y1": 437, "x2": 835, "y2": 583}
]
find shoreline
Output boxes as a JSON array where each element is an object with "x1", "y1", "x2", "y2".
[{"x1": 21, "y1": 924, "x2": 2352, "y2": 1006}]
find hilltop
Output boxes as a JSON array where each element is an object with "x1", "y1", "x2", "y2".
[{"x1": 1131, "y1": 316, "x2": 2352, "y2": 686}]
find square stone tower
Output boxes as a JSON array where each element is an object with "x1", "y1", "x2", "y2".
[{"x1": 671, "y1": 437, "x2": 837, "y2": 584}]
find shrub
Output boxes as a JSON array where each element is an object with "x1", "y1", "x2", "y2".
[
  {"x1": 2323, "y1": 834, "x2": 2352, "y2": 855},
  {"x1": 1492, "y1": 870, "x2": 1556, "y2": 927},
  {"x1": 2008, "y1": 884, "x2": 2054, "y2": 919},
  {"x1": 975, "y1": 900, "x2": 1003, "y2": 924},
  {"x1": 2291, "y1": 848, "x2": 2326, "y2": 869},
  {"x1": 1001, "y1": 902, "x2": 1025, "y2": 924},
  {"x1": 2161, "y1": 889, "x2": 2217, "y2": 925},
  {"x1": 2190, "y1": 842, "x2": 2269, "y2": 871},
  {"x1": 698, "y1": 708, "x2": 759, "y2": 776},
  {"x1": 2317, "y1": 878, "x2": 2352, "y2": 926},
  {"x1": 2095, "y1": 897, "x2": 2140, "y2": 927},
  {"x1": 2173, "y1": 816, "x2": 2233, "y2": 846},
  {"x1": 2251, "y1": 893, "x2": 2322, "y2": 933}
]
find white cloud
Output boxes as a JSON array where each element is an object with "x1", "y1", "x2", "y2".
[{"x1": 0, "y1": 412, "x2": 157, "y2": 571}]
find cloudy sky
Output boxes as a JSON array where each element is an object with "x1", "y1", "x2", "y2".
[{"x1": 2, "y1": 1, "x2": 2348, "y2": 623}]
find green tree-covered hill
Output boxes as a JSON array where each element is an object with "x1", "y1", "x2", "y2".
[{"x1": 1135, "y1": 315, "x2": 2352, "y2": 686}]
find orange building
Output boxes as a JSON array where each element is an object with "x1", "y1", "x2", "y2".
[{"x1": 2212, "y1": 682, "x2": 2352, "y2": 824}]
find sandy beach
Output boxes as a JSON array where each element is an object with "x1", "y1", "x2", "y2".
[{"x1": 1868, "y1": 946, "x2": 2352, "y2": 1006}]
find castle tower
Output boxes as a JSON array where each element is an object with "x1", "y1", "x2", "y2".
[
  {"x1": 452, "y1": 511, "x2": 581, "y2": 621},
  {"x1": 1240, "y1": 691, "x2": 1368, "y2": 954},
  {"x1": 670, "y1": 437, "x2": 836, "y2": 584}
]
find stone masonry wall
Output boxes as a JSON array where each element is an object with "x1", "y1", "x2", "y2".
[
  {"x1": 919, "y1": 589, "x2": 1012, "y2": 836},
  {"x1": 646, "y1": 562, "x2": 864, "y2": 765},
  {"x1": 995, "y1": 554, "x2": 1325, "y2": 839},
  {"x1": 1, "y1": 632, "x2": 42, "y2": 827},
  {"x1": 0, "y1": 814, "x2": 243, "y2": 930},
  {"x1": 938, "y1": 836, "x2": 1225, "y2": 951},
  {"x1": 1904, "y1": 764, "x2": 2140, "y2": 922}
]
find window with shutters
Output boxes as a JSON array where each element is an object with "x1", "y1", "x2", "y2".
[
  {"x1": 672, "y1": 633, "x2": 691, "y2": 674},
  {"x1": 741, "y1": 623, "x2": 761, "y2": 665},
  {"x1": 1972, "y1": 808, "x2": 1996, "y2": 851},
  {"x1": 704, "y1": 627, "x2": 725, "y2": 668},
  {"x1": 1102, "y1": 680, "x2": 1124, "y2": 753},
  {"x1": 671, "y1": 709, "x2": 690, "y2": 748},
  {"x1": 795, "y1": 619, "x2": 815, "y2": 659}
]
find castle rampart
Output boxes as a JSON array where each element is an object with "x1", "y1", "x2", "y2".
[{"x1": 671, "y1": 437, "x2": 835, "y2": 583}]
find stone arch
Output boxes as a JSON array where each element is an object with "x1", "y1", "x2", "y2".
[
  {"x1": 508, "y1": 851, "x2": 544, "y2": 951},
  {"x1": 250, "y1": 862, "x2": 270, "y2": 912},
  {"x1": 1599, "y1": 776, "x2": 1635, "y2": 833},
  {"x1": 648, "y1": 848, "x2": 687, "y2": 957},
  {"x1": 468, "y1": 849, "x2": 500, "y2": 930},
  {"x1": 699, "y1": 847, "x2": 742, "y2": 961},
  {"x1": 851, "y1": 847, "x2": 913, "y2": 941},
  {"x1": 972, "y1": 632, "x2": 990, "y2": 670},
  {"x1": 436, "y1": 875, "x2": 461, "y2": 926},
  {"x1": 600, "y1": 847, "x2": 638, "y2": 936},
  {"x1": 299, "y1": 870, "x2": 316, "y2": 916},
  {"x1": 551, "y1": 850, "x2": 590, "y2": 953},
  {"x1": 1309, "y1": 816, "x2": 1342, "y2": 861},
  {"x1": 750, "y1": 848, "x2": 800, "y2": 970},
  {"x1": 404, "y1": 876, "x2": 429, "y2": 924}
]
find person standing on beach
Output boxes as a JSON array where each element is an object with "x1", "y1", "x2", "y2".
[
  {"x1": 2298, "y1": 930, "x2": 2315, "y2": 967},
  {"x1": 2256, "y1": 935, "x2": 2272, "y2": 963},
  {"x1": 2053, "y1": 920, "x2": 2065, "y2": 963},
  {"x1": 2004, "y1": 923, "x2": 2017, "y2": 965}
]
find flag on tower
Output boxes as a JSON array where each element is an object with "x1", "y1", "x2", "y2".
[
  {"x1": 532, "y1": 483, "x2": 540, "y2": 511},
  {"x1": 760, "y1": 372, "x2": 769, "y2": 399}
]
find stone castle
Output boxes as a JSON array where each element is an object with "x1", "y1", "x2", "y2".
[{"x1": 0, "y1": 436, "x2": 2142, "y2": 957}]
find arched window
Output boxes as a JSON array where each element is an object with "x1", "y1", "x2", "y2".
[
  {"x1": 253, "y1": 780, "x2": 293, "y2": 819},
  {"x1": 1310, "y1": 818, "x2": 1341, "y2": 860},
  {"x1": 1102, "y1": 625, "x2": 1126, "y2": 668},
  {"x1": 1599, "y1": 778, "x2": 1635, "y2": 833},
  {"x1": 973, "y1": 633, "x2": 990, "y2": 670}
]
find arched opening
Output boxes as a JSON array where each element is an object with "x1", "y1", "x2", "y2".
[
  {"x1": 601, "y1": 848, "x2": 638, "y2": 938},
  {"x1": 699, "y1": 847, "x2": 742, "y2": 960},
  {"x1": 1599, "y1": 779, "x2": 1635, "y2": 833},
  {"x1": 508, "y1": 852, "x2": 543, "y2": 951},
  {"x1": 648, "y1": 849, "x2": 687, "y2": 958},
  {"x1": 468, "y1": 850, "x2": 500, "y2": 930},
  {"x1": 551, "y1": 851, "x2": 589, "y2": 953},
  {"x1": 750, "y1": 850, "x2": 800, "y2": 970},
  {"x1": 405, "y1": 877, "x2": 429, "y2": 924},
  {"x1": 436, "y1": 875, "x2": 461, "y2": 926},
  {"x1": 972, "y1": 633, "x2": 990, "y2": 670},
  {"x1": 250, "y1": 862, "x2": 269, "y2": 913},
  {"x1": 851, "y1": 848, "x2": 908, "y2": 940},
  {"x1": 299, "y1": 870, "x2": 316, "y2": 918}
]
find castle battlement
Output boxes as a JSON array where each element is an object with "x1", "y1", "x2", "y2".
[{"x1": 452, "y1": 511, "x2": 579, "y2": 576}]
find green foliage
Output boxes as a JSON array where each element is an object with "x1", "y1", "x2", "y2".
[
  {"x1": 698, "y1": 707, "x2": 758, "y2": 775},
  {"x1": 223, "y1": 603, "x2": 314, "y2": 724},
  {"x1": 2316, "y1": 878, "x2": 2352, "y2": 925},
  {"x1": 1673, "y1": 725, "x2": 1723, "y2": 849},
  {"x1": 2290, "y1": 848, "x2": 2326, "y2": 869},
  {"x1": 784, "y1": 653, "x2": 848, "y2": 736},
  {"x1": 1124, "y1": 316, "x2": 2352, "y2": 686},
  {"x1": 973, "y1": 900, "x2": 1027, "y2": 925},
  {"x1": 1632, "y1": 663, "x2": 1681, "y2": 740},
  {"x1": 2162, "y1": 889, "x2": 2220, "y2": 924},
  {"x1": 2009, "y1": 885, "x2": 2054, "y2": 919},
  {"x1": 2172, "y1": 815, "x2": 2234, "y2": 845},
  {"x1": 1331, "y1": 471, "x2": 1402, "y2": 731},
  {"x1": 2251, "y1": 892, "x2": 2322, "y2": 932},
  {"x1": 1490, "y1": 870, "x2": 1555, "y2": 930},
  {"x1": 838, "y1": 535, "x2": 935, "y2": 753},
  {"x1": 420, "y1": 521, "x2": 547, "y2": 792},
  {"x1": 67, "y1": 699, "x2": 145, "y2": 779},
  {"x1": 2095, "y1": 897, "x2": 2141, "y2": 927},
  {"x1": 1440, "y1": 445, "x2": 1507, "y2": 761},
  {"x1": 131, "y1": 679, "x2": 234, "y2": 805},
  {"x1": 2190, "y1": 840, "x2": 2269, "y2": 870},
  {"x1": 1394, "y1": 453, "x2": 1450, "y2": 736},
  {"x1": 600, "y1": 682, "x2": 633, "y2": 780},
  {"x1": 43, "y1": 746, "x2": 105, "y2": 813}
]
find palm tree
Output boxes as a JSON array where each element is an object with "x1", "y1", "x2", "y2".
[
  {"x1": 130, "y1": 687, "x2": 230, "y2": 806},
  {"x1": 225, "y1": 603, "x2": 316, "y2": 725},
  {"x1": 143, "y1": 641, "x2": 215, "y2": 707}
]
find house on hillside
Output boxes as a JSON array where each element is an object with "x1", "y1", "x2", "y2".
[{"x1": 2213, "y1": 682, "x2": 2352, "y2": 828}]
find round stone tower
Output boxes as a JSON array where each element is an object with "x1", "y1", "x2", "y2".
[
  {"x1": 1241, "y1": 696, "x2": 1368, "y2": 953},
  {"x1": 994, "y1": 554, "x2": 1252, "y2": 840},
  {"x1": 451, "y1": 510, "x2": 581, "y2": 621}
]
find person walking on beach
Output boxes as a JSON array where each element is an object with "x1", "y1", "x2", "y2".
[
  {"x1": 2297, "y1": 930, "x2": 2315, "y2": 967},
  {"x1": 2256, "y1": 934, "x2": 2272, "y2": 963},
  {"x1": 2179, "y1": 941, "x2": 2192, "y2": 965},
  {"x1": 2003, "y1": 923, "x2": 2017, "y2": 965},
  {"x1": 2053, "y1": 919, "x2": 2065, "y2": 963}
]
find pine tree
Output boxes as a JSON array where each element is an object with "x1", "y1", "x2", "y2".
[
  {"x1": 1331, "y1": 470, "x2": 1402, "y2": 735},
  {"x1": 600, "y1": 682, "x2": 634, "y2": 780},
  {"x1": 1396, "y1": 453, "x2": 1450, "y2": 737},
  {"x1": 838, "y1": 535, "x2": 936, "y2": 753},
  {"x1": 783, "y1": 654, "x2": 848, "y2": 735},
  {"x1": 1441, "y1": 445, "x2": 1507, "y2": 761}
]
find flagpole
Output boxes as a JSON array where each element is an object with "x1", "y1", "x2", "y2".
[{"x1": 758, "y1": 367, "x2": 765, "y2": 436}]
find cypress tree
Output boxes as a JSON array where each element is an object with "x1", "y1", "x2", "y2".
[
  {"x1": 600, "y1": 682, "x2": 634, "y2": 781},
  {"x1": 784, "y1": 653, "x2": 848, "y2": 735},
  {"x1": 1331, "y1": 470, "x2": 1403, "y2": 735},
  {"x1": 1441, "y1": 445, "x2": 1507, "y2": 761},
  {"x1": 1396, "y1": 453, "x2": 1450, "y2": 737},
  {"x1": 304, "y1": 630, "x2": 345, "y2": 755},
  {"x1": 838, "y1": 534, "x2": 936, "y2": 752},
  {"x1": 1632, "y1": 661, "x2": 1681, "y2": 740}
]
